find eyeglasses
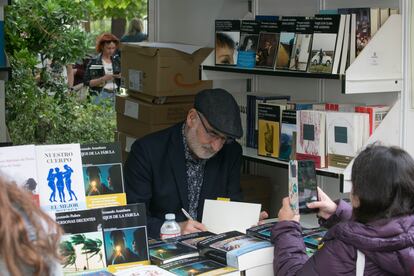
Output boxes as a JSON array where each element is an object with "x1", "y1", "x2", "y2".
[{"x1": 196, "y1": 111, "x2": 234, "y2": 144}]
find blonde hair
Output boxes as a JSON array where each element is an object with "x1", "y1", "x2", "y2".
[
  {"x1": 126, "y1": 18, "x2": 144, "y2": 36},
  {"x1": 0, "y1": 176, "x2": 62, "y2": 276}
]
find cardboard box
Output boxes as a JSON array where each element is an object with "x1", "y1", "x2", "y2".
[
  {"x1": 120, "y1": 42, "x2": 213, "y2": 97},
  {"x1": 240, "y1": 174, "x2": 272, "y2": 212},
  {"x1": 126, "y1": 90, "x2": 195, "y2": 104},
  {"x1": 116, "y1": 94, "x2": 192, "y2": 125},
  {"x1": 116, "y1": 131, "x2": 135, "y2": 163},
  {"x1": 116, "y1": 114, "x2": 172, "y2": 139}
]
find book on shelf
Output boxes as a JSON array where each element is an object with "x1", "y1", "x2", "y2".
[
  {"x1": 275, "y1": 17, "x2": 301, "y2": 70},
  {"x1": 288, "y1": 17, "x2": 313, "y2": 72},
  {"x1": 246, "y1": 92, "x2": 290, "y2": 149},
  {"x1": 36, "y1": 143, "x2": 87, "y2": 214},
  {"x1": 355, "y1": 104, "x2": 390, "y2": 136},
  {"x1": 279, "y1": 109, "x2": 297, "y2": 161},
  {"x1": 308, "y1": 14, "x2": 343, "y2": 74},
  {"x1": 296, "y1": 110, "x2": 327, "y2": 168},
  {"x1": 81, "y1": 142, "x2": 127, "y2": 209},
  {"x1": 160, "y1": 256, "x2": 239, "y2": 276},
  {"x1": 197, "y1": 230, "x2": 273, "y2": 271},
  {"x1": 380, "y1": 8, "x2": 390, "y2": 26},
  {"x1": 257, "y1": 102, "x2": 285, "y2": 158},
  {"x1": 237, "y1": 20, "x2": 260, "y2": 68},
  {"x1": 114, "y1": 265, "x2": 175, "y2": 276},
  {"x1": 56, "y1": 203, "x2": 149, "y2": 274},
  {"x1": 326, "y1": 112, "x2": 369, "y2": 169},
  {"x1": 337, "y1": 8, "x2": 380, "y2": 57},
  {"x1": 256, "y1": 21, "x2": 280, "y2": 68},
  {"x1": 338, "y1": 14, "x2": 351, "y2": 75},
  {"x1": 288, "y1": 160, "x2": 318, "y2": 214},
  {"x1": 0, "y1": 144, "x2": 39, "y2": 205},
  {"x1": 215, "y1": 20, "x2": 241, "y2": 66}
]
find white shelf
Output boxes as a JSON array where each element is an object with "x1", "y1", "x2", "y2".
[
  {"x1": 345, "y1": 14, "x2": 402, "y2": 94},
  {"x1": 242, "y1": 146, "x2": 344, "y2": 179}
]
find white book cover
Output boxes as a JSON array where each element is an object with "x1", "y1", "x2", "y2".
[
  {"x1": 332, "y1": 14, "x2": 346, "y2": 74},
  {"x1": 115, "y1": 265, "x2": 175, "y2": 276},
  {"x1": 0, "y1": 144, "x2": 39, "y2": 203},
  {"x1": 339, "y1": 14, "x2": 351, "y2": 75},
  {"x1": 36, "y1": 143, "x2": 86, "y2": 213},
  {"x1": 296, "y1": 110, "x2": 326, "y2": 168}
]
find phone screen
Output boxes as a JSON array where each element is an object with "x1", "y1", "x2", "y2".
[{"x1": 298, "y1": 160, "x2": 318, "y2": 213}]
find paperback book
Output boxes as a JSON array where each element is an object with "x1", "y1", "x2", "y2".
[
  {"x1": 215, "y1": 20, "x2": 241, "y2": 66},
  {"x1": 288, "y1": 17, "x2": 313, "y2": 71},
  {"x1": 238, "y1": 20, "x2": 260, "y2": 68},
  {"x1": 81, "y1": 142, "x2": 126, "y2": 209},
  {"x1": 149, "y1": 239, "x2": 199, "y2": 265},
  {"x1": 275, "y1": 17, "x2": 299, "y2": 70},
  {"x1": 256, "y1": 21, "x2": 280, "y2": 68},
  {"x1": 257, "y1": 103, "x2": 285, "y2": 158},
  {"x1": 279, "y1": 109, "x2": 297, "y2": 161}
]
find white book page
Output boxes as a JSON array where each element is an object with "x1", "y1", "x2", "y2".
[{"x1": 202, "y1": 199, "x2": 261, "y2": 234}]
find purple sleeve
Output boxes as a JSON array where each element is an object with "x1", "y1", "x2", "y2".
[
  {"x1": 319, "y1": 200, "x2": 353, "y2": 228},
  {"x1": 271, "y1": 220, "x2": 309, "y2": 276}
]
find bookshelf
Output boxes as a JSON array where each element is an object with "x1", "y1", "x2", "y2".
[{"x1": 200, "y1": 10, "x2": 403, "y2": 194}]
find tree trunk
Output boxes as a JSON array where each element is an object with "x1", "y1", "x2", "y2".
[{"x1": 111, "y1": 18, "x2": 126, "y2": 39}]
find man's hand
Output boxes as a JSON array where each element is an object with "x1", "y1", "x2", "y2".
[
  {"x1": 258, "y1": 210, "x2": 269, "y2": 225},
  {"x1": 306, "y1": 187, "x2": 337, "y2": 220},
  {"x1": 179, "y1": 220, "x2": 207, "y2": 235},
  {"x1": 278, "y1": 197, "x2": 300, "y2": 222}
]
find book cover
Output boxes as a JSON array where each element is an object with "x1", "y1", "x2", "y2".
[
  {"x1": 288, "y1": 18, "x2": 313, "y2": 71},
  {"x1": 275, "y1": 17, "x2": 299, "y2": 70},
  {"x1": 160, "y1": 256, "x2": 239, "y2": 276},
  {"x1": 338, "y1": 14, "x2": 351, "y2": 75},
  {"x1": 308, "y1": 15, "x2": 341, "y2": 74},
  {"x1": 246, "y1": 93, "x2": 290, "y2": 148},
  {"x1": 237, "y1": 20, "x2": 260, "y2": 68},
  {"x1": 257, "y1": 103, "x2": 284, "y2": 158},
  {"x1": 256, "y1": 21, "x2": 280, "y2": 68},
  {"x1": 81, "y1": 142, "x2": 126, "y2": 209},
  {"x1": 215, "y1": 20, "x2": 241, "y2": 66},
  {"x1": 355, "y1": 105, "x2": 390, "y2": 135},
  {"x1": 326, "y1": 112, "x2": 369, "y2": 168},
  {"x1": 0, "y1": 144, "x2": 39, "y2": 205},
  {"x1": 102, "y1": 204, "x2": 149, "y2": 272},
  {"x1": 246, "y1": 221, "x2": 277, "y2": 242},
  {"x1": 197, "y1": 231, "x2": 273, "y2": 270},
  {"x1": 149, "y1": 239, "x2": 199, "y2": 265},
  {"x1": 296, "y1": 110, "x2": 327, "y2": 168},
  {"x1": 279, "y1": 109, "x2": 297, "y2": 161},
  {"x1": 36, "y1": 143, "x2": 86, "y2": 214},
  {"x1": 56, "y1": 208, "x2": 106, "y2": 274},
  {"x1": 174, "y1": 231, "x2": 216, "y2": 249}
]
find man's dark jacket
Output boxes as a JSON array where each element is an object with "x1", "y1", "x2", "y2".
[{"x1": 124, "y1": 123, "x2": 243, "y2": 238}]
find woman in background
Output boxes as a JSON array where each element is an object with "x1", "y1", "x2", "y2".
[
  {"x1": 84, "y1": 33, "x2": 121, "y2": 103},
  {"x1": 121, "y1": 18, "x2": 147, "y2": 43},
  {"x1": 0, "y1": 176, "x2": 62, "y2": 276},
  {"x1": 272, "y1": 144, "x2": 414, "y2": 275}
]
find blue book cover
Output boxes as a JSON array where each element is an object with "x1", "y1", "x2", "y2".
[{"x1": 0, "y1": 21, "x2": 5, "y2": 67}]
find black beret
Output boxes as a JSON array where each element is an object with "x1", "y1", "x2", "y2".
[{"x1": 194, "y1": 88, "x2": 243, "y2": 139}]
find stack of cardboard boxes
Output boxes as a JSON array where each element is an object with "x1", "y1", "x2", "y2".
[{"x1": 116, "y1": 42, "x2": 212, "y2": 162}]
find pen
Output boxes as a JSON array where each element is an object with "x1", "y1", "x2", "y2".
[{"x1": 181, "y1": 208, "x2": 194, "y2": 221}]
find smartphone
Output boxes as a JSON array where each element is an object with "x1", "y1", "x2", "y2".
[
  {"x1": 297, "y1": 160, "x2": 318, "y2": 213},
  {"x1": 289, "y1": 160, "x2": 318, "y2": 214}
]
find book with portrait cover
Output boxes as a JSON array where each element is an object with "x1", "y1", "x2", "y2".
[
  {"x1": 237, "y1": 20, "x2": 260, "y2": 68},
  {"x1": 197, "y1": 231, "x2": 273, "y2": 271},
  {"x1": 81, "y1": 142, "x2": 126, "y2": 209},
  {"x1": 161, "y1": 256, "x2": 239, "y2": 276},
  {"x1": 256, "y1": 21, "x2": 280, "y2": 68},
  {"x1": 36, "y1": 143, "x2": 86, "y2": 214},
  {"x1": 102, "y1": 204, "x2": 149, "y2": 272},
  {"x1": 215, "y1": 20, "x2": 241, "y2": 66},
  {"x1": 0, "y1": 144, "x2": 39, "y2": 205}
]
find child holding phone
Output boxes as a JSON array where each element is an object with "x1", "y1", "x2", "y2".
[{"x1": 273, "y1": 144, "x2": 414, "y2": 275}]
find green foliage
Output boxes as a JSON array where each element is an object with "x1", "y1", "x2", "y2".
[
  {"x1": 90, "y1": 0, "x2": 147, "y2": 20},
  {"x1": 5, "y1": 0, "x2": 116, "y2": 145}
]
